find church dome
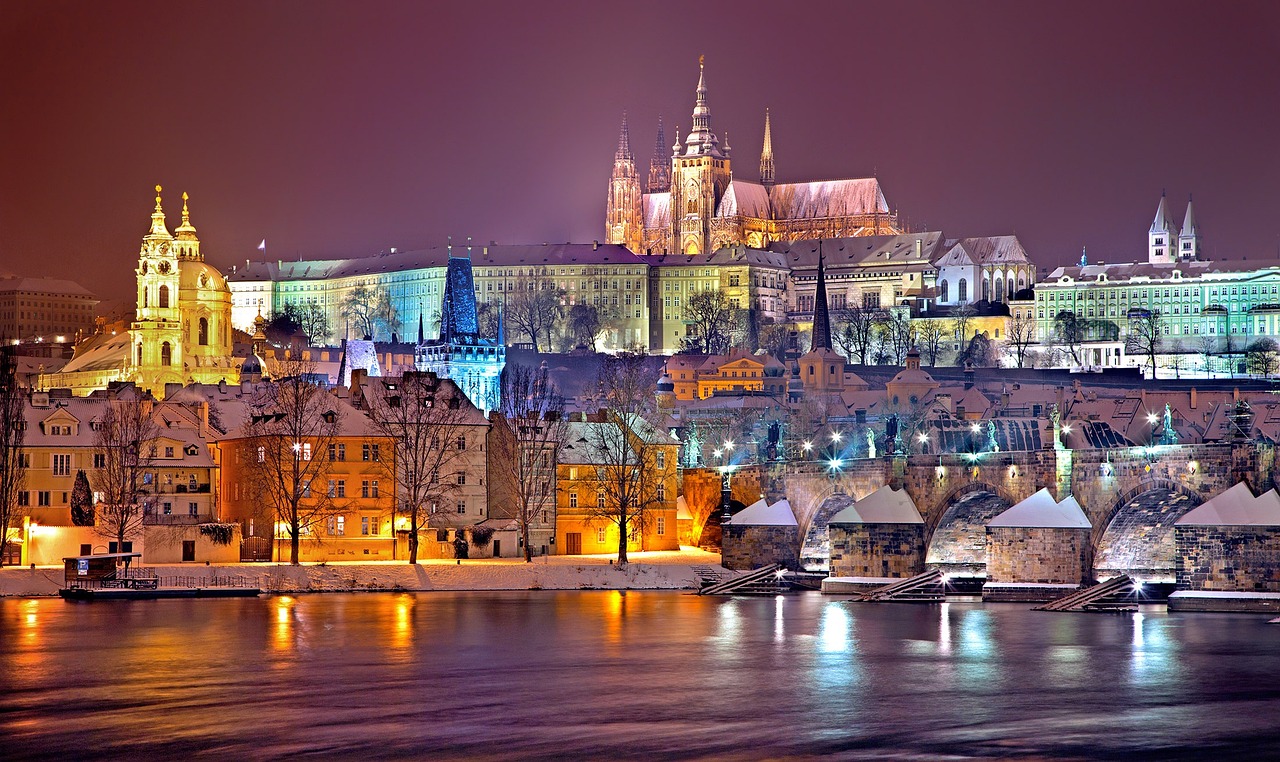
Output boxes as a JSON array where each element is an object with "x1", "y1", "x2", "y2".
[
  {"x1": 656, "y1": 374, "x2": 675, "y2": 392},
  {"x1": 179, "y1": 259, "x2": 228, "y2": 292}
]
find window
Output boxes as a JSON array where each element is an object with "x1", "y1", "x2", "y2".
[
  {"x1": 17, "y1": 491, "x2": 28, "y2": 507},
  {"x1": 369, "y1": 517, "x2": 378, "y2": 536},
  {"x1": 569, "y1": 492, "x2": 578, "y2": 508},
  {"x1": 257, "y1": 446, "x2": 265, "y2": 463},
  {"x1": 161, "y1": 342, "x2": 172, "y2": 366},
  {"x1": 198, "y1": 317, "x2": 208, "y2": 345},
  {"x1": 162, "y1": 502, "x2": 172, "y2": 515},
  {"x1": 158, "y1": 285, "x2": 170, "y2": 308},
  {"x1": 597, "y1": 527, "x2": 606, "y2": 544},
  {"x1": 371, "y1": 480, "x2": 379, "y2": 499},
  {"x1": 361, "y1": 517, "x2": 370, "y2": 536},
  {"x1": 656, "y1": 451, "x2": 666, "y2": 469},
  {"x1": 361, "y1": 480, "x2": 370, "y2": 498},
  {"x1": 362, "y1": 444, "x2": 371, "y2": 461},
  {"x1": 336, "y1": 480, "x2": 346, "y2": 498},
  {"x1": 189, "y1": 502, "x2": 198, "y2": 516},
  {"x1": 456, "y1": 436, "x2": 467, "y2": 451},
  {"x1": 657, "y1": 516, "x2": 666, "y2": 535},
  {"x1": 164, "y1": 446, "x2": 174, "y2": 458},
  {"x1": 52, "y1": 453, "x2": 71, "y2": 476},
  {"x1": 302, "y1": 480, "x2": 311, "y2": 498},
  {"x1": 302, "y1": 443, "x2": 312, "y2": 461},
  {"x1": 332, "y1": 443, "x2": 346, "y2": 461},
  {"x1": 456, "y1": 472, "x2": 466, "y2": 485},
  {"x1": 597, "y1": 491, "x2": 606, "y2": 508},
  {"x1": 336, "y1": 516, "x2": 345, "y2": 535},
  {"x1": 327, "y1": 480, "x2": 336, "y2": 498},
  {"x1": 456, "y1": 501, "x2": 466, "y2": 514},
  {"x1": 371, "y1": 444, "x2": 380, "y2": 462},
  {"x1": 657, "y1": 484, "x2": 666, "y2": 502}
]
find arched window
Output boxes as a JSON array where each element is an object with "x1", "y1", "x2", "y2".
[
  {"x1": 136, "y1": 344, "x2": 143, "y2": 366},
  {"x1": 158, "y1": 285, "x2": 170, "y2": 309},
  {"x1": 939, "y1": 279, "x2": 949, "y2": 302},
  {"x1": 958, "y1": 278, "x2": 968, "y2": 302},
  {"x1": 161, "y1": 342, "x2": 172, "y2": 366},
  {"x1": 1008, "y1": 275, "x2": 1016, "y2": 300},
  {"x1": 198, "y1": 317, "x2": 209, "y2": 346},
  {"x1": 993, "y1": 276, "x2": 1003, "y2": 303},
  {"x1": 142, "y1": 288, "x2": 148, "y2": 308},
  {"x1": 982, "y1": 279, "x2": 990, "y2": 302}
]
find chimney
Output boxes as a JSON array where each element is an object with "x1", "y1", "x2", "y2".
[
  {"x1": 199, "y1": 400, "x2": 209, "y2": 438},
  {"x1": 915, "y1": 238, "x2": 923, "y2": 257},
  {"x1": 593, "y1": 241, "x2": 599, "y2": 251},
  {"x1": 1190, "y1": 387, "x2": 1198, "y2": 410}
]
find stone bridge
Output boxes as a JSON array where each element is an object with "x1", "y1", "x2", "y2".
[{"x1": 776, "y1": 441, "x2": 1275, "y2": 579}]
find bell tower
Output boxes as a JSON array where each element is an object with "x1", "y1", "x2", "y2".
[
  {"x1": 668, "y1": 56, "x2": 731, "y2": 255},
  {"x1": 131, "y1": 185, "x2": 184, "y2": 391}
]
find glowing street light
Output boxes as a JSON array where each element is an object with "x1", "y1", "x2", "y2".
[
  {"x1": 1061, "y1": 424, "x2": 1073, "y2": 435},
  {"x1": 712, "y1": 448, "x2": 723, "y2": 459},
  {"x1": 828, "y1": 458, "x2": 843, "y2": 471},
  {"x1": 831, "y1": 431, "x2": 842, "y2": 443},
  {"x1": 917, "y1": 433, "x2": 929, "y2": 443},
  {"x1": 723, "y1": 440, "x2": 734, "y2": 452},
  {"x1": 1146, "y1": 413, "x2": 1159, "y2": 425},
  {"x1": 801, "y1": 441, "x2": 813, "y2": 452}
]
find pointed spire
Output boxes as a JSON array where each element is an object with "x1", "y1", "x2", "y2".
[
  {"x1": 615, "y1": 112, "x2": 633, "y2": 161},
  {"x1": 760, "y1": 108, "x2": 775, "y2": 188},
  {"x1": 647, "y1": 115, "x2": 670, "y2": 192},
  {"x1": 812, "y1": 242, "x2": 832, "y2": 351},
  {"x1": 1079, "y1": 246, "x2": 1088, "y2": 267},
  {"x1": 1150, "y1": 190, "x2": 1172, "y2": 233},
  {"x1": 683, "y1": 55, "x2": 723, "y2": 158},
  {"x1": 417, "y1": 302, "x2": 425, "y2": 345},
  {"x1": 1181, "y1": 194, "x2": 1198, "y2": 236},
  {"x1": 148, "y1": 184, "x2": 171, "y2": 238}
]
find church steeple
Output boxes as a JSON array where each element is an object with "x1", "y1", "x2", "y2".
[
  {"x1": 605, "y1": 112, "x2": 643, "y2": 251},
  {"x1": 760, "y1": 109, "x2": 775, "y2": 189},
  {"x1": 647, "y1": 115, "x2": 670, "y2": 192},
  {"x1": 173, "y1": 191, "x2": 203, "y2": 261},
  {"x1": 1149, "y1": 190, "x2": 1175, "y2": 264},
  {"x1": 812, "y1": 244, "x2": 832, "y2": 351},
  {"x1": 682, "y1": 55, "x2": 724, "y2": 158},
  {"x1": 1179, "y1": 194, "x2": 1201, "y2": 260},
  {"x1": 148, "y1": 185, "x2": 172, "y2": 240}
]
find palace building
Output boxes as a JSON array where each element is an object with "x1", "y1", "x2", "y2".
[
  {"x1": 42, "y1": 188, "x2": 237, "y2": 397},
  {"x1": 607, "y1": 58, "x2": 903, "y2": 256}
]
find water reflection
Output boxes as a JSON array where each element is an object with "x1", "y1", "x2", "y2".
[{"x1": 0, "y1": 593, "x2": 1278, "y2": 760}]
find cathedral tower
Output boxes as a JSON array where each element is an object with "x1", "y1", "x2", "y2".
[
  {"x1": 647, "y1": 115, "x2": 670, "y2": 192},
  {"x1": 605, "y1": 113, "x2": 643, "y2": 251},
  {"x1": 668, "y1": 56, "x2": 732, "y2": 255}
]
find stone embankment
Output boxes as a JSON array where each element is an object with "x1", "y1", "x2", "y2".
[{"x1": 0, "y1": 551, "x2": 719, "y2": 597}]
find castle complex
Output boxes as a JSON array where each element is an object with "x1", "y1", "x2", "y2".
[{"x1": 606, "y1": 58, "x2": 901, "y2": 256}]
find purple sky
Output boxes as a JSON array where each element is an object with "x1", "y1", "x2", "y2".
[{"x1": 3, "y1": 1, "x2": 1279, "y2": 301}]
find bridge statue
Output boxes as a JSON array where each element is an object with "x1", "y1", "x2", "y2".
[
  {"x1": 1160, "y1": 403, "x2": 1179, "y2": 446},
  {"x1": 866, "y1": 427, "x2": 876, "y2": 460},
  {"x1": 986, "y1": 420, "x2": 1000, "y2": 453}
]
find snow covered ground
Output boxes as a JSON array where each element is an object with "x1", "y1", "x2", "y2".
[{"x1": 0, "y1": 548, "x2": 725, "y2": 597}]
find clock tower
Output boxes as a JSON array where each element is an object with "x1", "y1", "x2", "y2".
[{"x1": 132, "y1": 186, "x2": 185, "y2": 391}]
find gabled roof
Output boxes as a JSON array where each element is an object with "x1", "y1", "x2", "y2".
[
  {"x1": 1176, "y1": 483, "x2": 1280, "y2": 526},
  {"x1": 828, "y1": 485, "x2": 922, "y2": 524},
  {"x1": 988, "y1": 488, "x2": 1091, "y2": 529},
  {"x1": 769, "y1": 178, "x2": 889, "y2": 219},
  {"x1": 716, "y1": 180, "x2": 771, "y2": 219},
  {"x1": 728, "y1": 498, "x2": 797, "y2": 526}
]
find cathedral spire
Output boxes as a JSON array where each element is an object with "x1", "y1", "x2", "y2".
[
  {"x1": 760, "y1": 108, "x2": 775, "y2": 188},
  {"x1": 812, "y1": 243, "x2": 833, "y2": 351},
  {"x1": 648, "y1": 115, "x2": 670, "y2": 192},
  {"x1": 615, "y1": 112, "x2": 633, "y2": 161},
  {"x1": 683, "y1": 56, "x2": 723, "y2": 157}
]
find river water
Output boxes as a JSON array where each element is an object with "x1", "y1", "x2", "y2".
[{"x1": 3, "y1": 591, "x2": 1280, "y2": 760}]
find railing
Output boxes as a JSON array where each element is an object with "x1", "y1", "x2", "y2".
[{"x1": 65, "y1": 572, "x2": 256, "y2": 591}]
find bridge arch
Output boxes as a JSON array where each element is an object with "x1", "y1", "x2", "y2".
[
  {"x1": 1092, "y1": 479, "x2": 1203, "y2": 581},
  {"x1": 924, "y1": 481, "x2": 1017, "y2": 574}
]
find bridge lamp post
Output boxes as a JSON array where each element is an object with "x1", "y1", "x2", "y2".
[{"x1": 917, "y1": 432, "x2": 929, "y2": 455}]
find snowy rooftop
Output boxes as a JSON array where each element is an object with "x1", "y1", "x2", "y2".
[
  {"x1": 1176, "y1": 482, "x2": 1280, "y2": 526},
  {"x1": 727, "y1": 498, "x2": 797, "y2": 526},
  {"x1": 828, "y1": 486, "x2": 922, "y2": 524},
  {"x1": 988, "y1": 488, "x2": 1091, "y2": 529}
]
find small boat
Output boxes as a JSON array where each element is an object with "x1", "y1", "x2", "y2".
[{"x1": 58, "y1": 552, "x2": 261, "y2": 601}]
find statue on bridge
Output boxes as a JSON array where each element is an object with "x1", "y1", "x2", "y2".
[
  {"x1": 1160, "y1": 403, "x2": 1179, "y2": 446},
  {"x1": 866, "y1": 427, "x2": 876, "y2": 460},
  {"x1": 986, "y1": 420, "x2": 1000, "y2": 453}
]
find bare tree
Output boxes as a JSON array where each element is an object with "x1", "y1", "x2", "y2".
[
  {"x1": 680, "y1": 470, "x2": 722, "y2": 548},
  {"x1": 340, "y1": 284, "x2": 400, "y2": 341},
  {"x1": 680, "y1": 289, "x2": 742, "y2": 355},
  {"x1": 1125, "y1": 309, "x2": 1163, "y2": 379},
  {"x1": 91, "y1": 393, "x2": 159, "y2": 554},
  {"x1": 916, "y1": 319, "x2": 947, "y2": 366},
  {"x1": 363, "y1": 371, "x2": 480, "y2": 564},
  {"x1": 833, "y1": 305, "x2": 880, "y2": 364},
  {"x1": 582, "y1": 354, "x2": 670, "y2": 564},
  {"x1": 1247, "y1": 338, "x2": 1280, "y2": 377},
  {"x1": 950, "y1": 303, "x2": 977, "y2": 364},
  {"x1": 1052, "y1": 310, "x2": 1085, "y2": 367},
  {"x1": 567, "y1": 304, "x2": 602, "y2": 350},
  {"x1": 241, "y1": 374, "x2": 344, "y2": 564},
  {"x1": 1006, "y1": 311, "x2": 1038, "y2": 368},
  {"x1": 506, "y1": 277, "x2": 564, "y2": 352},
  {"x1": 1196, "y1": 334, "x2": 1219, "y2": 376},
  {"x1": 493, "y1": 364, "x2": 569, "y2": 562},
  {"x1": 0, "y1": 349, "x2": 27, "y2": 566},
  {"x1": 297, "y1": 302, "x2": 331, "y2": 345},
  {"x1": 878, "y1": 311, "x2": 915, "y2": 365}
]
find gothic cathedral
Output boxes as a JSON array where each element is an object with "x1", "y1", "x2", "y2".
[{"x1": 607, "y1": 57, "x2": 904, "y2": 256}]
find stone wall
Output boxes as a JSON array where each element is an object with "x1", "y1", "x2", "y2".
[
  {"x1": 722, "y1": 525, "x2": 800, "y2": 571},
  {"x1": 986, "y1": 526, "x2": 1089, "y2": 585},
  {"x1": 829, "y1": 523, "x2": 924, "y2": 578},
  {"x1": 1176, "y1": 526, "x2": 1280, "y2": 592}
]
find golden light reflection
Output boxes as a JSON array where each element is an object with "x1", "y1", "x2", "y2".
[
  {"x1": 390, "y1": 594, "x2": 415, "y2": 653},
  {"x1": 271, "y1": 595, "x2": 296, "y2": 657},
  {"x1": 938, "y1": 602, "x2": 951, "y2": 655},
  {"x1": 603, "y1": 590, "x2": 626, "y2": 645},
  {"x1": 773, "y1": 595, "x2": 785, "y2": 644}
]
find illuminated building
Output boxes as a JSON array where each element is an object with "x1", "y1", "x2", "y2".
[
  {"x1": 607, "y1": 58, "x2": 903, "y2": 256},
  {"x1": 0, "y1": 276, "x2": 98, "y2": 346},
  {"x1": 41, "y1": 188, "x2": 237, "y2": 397}
]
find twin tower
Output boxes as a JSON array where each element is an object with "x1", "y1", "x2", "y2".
[{"x1": 607, "y1": 58, "x2": 901, "y2": 256}]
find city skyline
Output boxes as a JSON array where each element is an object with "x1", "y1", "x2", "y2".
[{"x1": 3, "y1": 1, "x2": 1280, "y2": 302}]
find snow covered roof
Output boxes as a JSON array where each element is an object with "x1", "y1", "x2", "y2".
[
  {"x1": 643, "y1": 192, "x2": 670, "y2": 229},
  {"x1": 1176, "y1": 483, "x2": 1280, "y2": 526},
  {"x1": 676, "y1": 495, "x2": 692, "y2": 520},
  {"x1": 988, "y1": 488, "x2": 1091, "y2": 529},
  {"x1": 828, "y1": 486, "x2": 922, "y2": 524},
  {"x1": 769, "y1": 178, "x2": 888, "y2": 219},
  {"x1": 727, "y1": 498, "x2": 797, "y2": 526},
  {"x1": 716, "y1": 180, "x2": 771, "y2": 218}
]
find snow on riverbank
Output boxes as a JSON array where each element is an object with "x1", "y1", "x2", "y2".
[{"x1": 0, "y1": 549, "x2": 726, "y2": 597}]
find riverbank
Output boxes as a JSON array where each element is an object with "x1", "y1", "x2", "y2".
[{"x1": 0, "y1": 548, "x2": 724, "y2": 596}]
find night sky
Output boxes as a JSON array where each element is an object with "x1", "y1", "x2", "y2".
[{"x1": 3, "y1": 1, "x2": 1279, "y2": 302}]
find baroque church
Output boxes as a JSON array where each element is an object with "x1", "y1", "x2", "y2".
[
  {"x1": 607, "y1": 57, "x2": 903, "y2": 256},
  {"x1": 42, "y1": 187, "x2": 237, "y2": 397}
]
